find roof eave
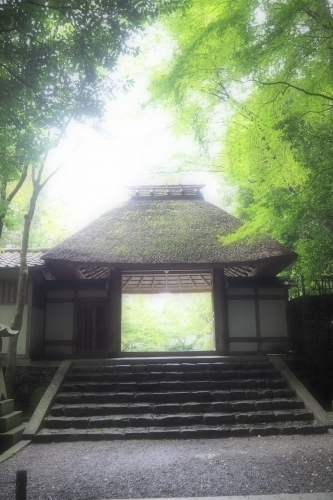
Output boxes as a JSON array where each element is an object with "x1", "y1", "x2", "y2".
[{"x1": 43, "y1": 252, "x2": 297, "y2": 276}]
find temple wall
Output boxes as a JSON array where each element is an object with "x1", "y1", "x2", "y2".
[
  {"x1": 42, "y1": 290, "x2": 76, "y2": 355},
  {"x1": 226, "y1": 282, "x2": 289, "y2": 354},
  {"x1": 43, "y1": 280, "x2": 109, "y2": 356},
  {"x1": 45, "y1": 302, "x2": 74, "y2": 340},
  {"x1": 228, "y1": 299, "x2": 257, "y2": 337},
  {"x1": 0, "y1": 270, "x2": 292, "y2": 358},
  {"x1": 29, "y1": 306, "x2": 44, "y2": 357}
]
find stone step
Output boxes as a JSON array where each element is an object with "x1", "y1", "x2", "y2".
[
  {"x1": 0, "y1": 411, "x2": 23, "y2": 433},
  {"x1": 43, "y1": 408, "x2": 315, "y2": 429},
  {"x1": 60, "y1": 378, "x2": 287, "y2": 393},
  {"x1": 55, "y1": 387, "x2": 296, "y2": 404},
  {"x1": 65, "y1": 369, "x2": 280, "y2": 383},
  {"x1": 71, "y1": 361, "x2": 275, "y2": 373},
  {"x1": 0, "y1": 423, "x2": 26, "y2": 454},
  {"x1": 50, "y1": 398, "x2": 305, "y2": 417},
  {"x1": 0, "y1": 399, "x2": 14, "y2": 417},
  {"x1": 37, "y1": 357, "x2": 328, "y2": 441},
  {"x1": 35, "y1": 420, "x2": 327, "y2": 442}
]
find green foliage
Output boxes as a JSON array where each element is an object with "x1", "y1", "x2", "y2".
[
  {"x1": 0, "y1": 178, "x2": 68, "y2": 248},
  {"x1": 0, "y1": 0, "x2": 188, "y2": 234},
  {"x1": 121, "y1": 293, "x2": 214, "y2": 352},
  {"x1": 222, "y1": 77, "x2": 333, "y2": 283},
  {"x1": 150, "y1": 0, "x2": 333, "y2": 285}
]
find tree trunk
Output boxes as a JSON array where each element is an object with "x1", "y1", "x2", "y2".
[
  {"x1": 5, "y1": 184, "x2": 40, "y2": 398},
  {"x1": 0, "y1": 338, "x2": 7, "y2": 400},
  {"x1": 0, "y1": 166, "x2": 29, "y2": 240},
  {"x1": 0, "y1": 178, "x2": 8, "y2": 240}
]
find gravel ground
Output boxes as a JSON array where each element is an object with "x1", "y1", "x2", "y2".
[{"x1": 1, "y1": 435, "x2": 333, "y2": 500}]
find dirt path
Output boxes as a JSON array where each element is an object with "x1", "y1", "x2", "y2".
[{"x1": 1, "y1": 435, "x2": 333, "y2": 500}]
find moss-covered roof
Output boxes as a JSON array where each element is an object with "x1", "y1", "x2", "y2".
[{"x1": 43, "y1": 197, "x2": 296, "y2": 271}]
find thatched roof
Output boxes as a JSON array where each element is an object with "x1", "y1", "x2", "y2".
[{"x1": 43, "y1": 186, "x2": 296, "y2": 276}]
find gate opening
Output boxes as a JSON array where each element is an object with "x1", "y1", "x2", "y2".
[
  {"x1": 121, "y1": 291, "x2": 214, "y2": 353},
  {"x1": 121, "y1": 270, "x2": 214, "y2": 353}
]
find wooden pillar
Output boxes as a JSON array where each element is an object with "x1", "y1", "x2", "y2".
[
  {"x1": 28, "y1": 273, "x2": 46, "y2": 358},
  {"x1": 0, "y1": 350, "x2": 7, "y2": 400},
  {"x1": 16, "y1": 470, "x2": 27, "y2": 500},
  {"x1": 212, "y1": 268, "x2": 228, "y2": 354},
  {"x1": 108, "y1": 269, "x2": 122, "y2": 355}
]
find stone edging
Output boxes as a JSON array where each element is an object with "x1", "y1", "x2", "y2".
[
  {"x1": 0, "y1": 439, "x2": 31, "y2": 464},
  {"x1": 103, "y1": 494, "x2": 333, "y2": 500},
  {"x1": 23, "y1": 360, "x2": 72, "y2": 439},
  {"x1": 269, "y1": 355, "x2": 333, "y2": 428}
]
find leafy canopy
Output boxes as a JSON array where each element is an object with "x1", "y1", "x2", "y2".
[
  {"x1": 0, "y1": 0, "x2": 188, "y2": 234},
  {"x1": 150, "y1": 0, "x2": 333, "y2": 284}
]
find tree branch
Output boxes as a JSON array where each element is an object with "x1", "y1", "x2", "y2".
[
  {"x1": 35, "y1": 117, "x2": 71, "y2": 186},
  {"x1": 7, "y1": 165, "x2": 28, "y2": 202},
  {"x1": 36, "y1": 151, "x2": 49, "y2": 185},
  {"x1": 25, "y1": 0, "x2": 76, "y2": 11},
  {"x1": 40, "y1": 138, "x2": 86, "y2": 189},
  {"x1": 31, "y1": 165, "x2": 36, "y2": 185},
  {"x1": 299, "y1": 106, "x2": 333, "y2": 119},
  {"x1": 0, "y1": 26, "x2": 19, "y2": 33},
  {"x1": 256, "y1": 80, "x2": 333, "y2": 102},
  {"x1": 0, "y1": 64, "x2": 41, "y2": 96},
  {"x1": 303, "y1": 7, "x2": 331, "y2": 31}
]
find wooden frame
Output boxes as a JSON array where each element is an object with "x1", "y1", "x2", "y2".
[
  {"x1": 35, "y1": 270, "x2": 291, "y2": 359},
  {"x1": 226, "y1": 278, "x2": 290, "y2": 354}
]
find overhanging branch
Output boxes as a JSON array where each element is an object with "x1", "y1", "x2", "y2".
[
  {"x1": 256, "y1": 80, "x2": 333, "y2": 102},
  {"x1": 7, "y1": 165, "x2": 28, "y2": 202},
  {"x1": 0, "y1": 64, "x2": 42, "y2": 96}
]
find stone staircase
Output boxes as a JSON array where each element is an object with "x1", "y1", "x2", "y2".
[
  {"x1": 0, "y1": 399, "x2": 25, "y2": 453},
  {"x1": 35, "y1": 357, "x2": 327, "y2": 441}
]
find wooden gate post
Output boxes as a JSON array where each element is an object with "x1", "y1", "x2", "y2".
[
  {"x1": 212, "y1": 268, "x2": 228, "y2": 354},
  {"x1": 108, "y1": 268, "x2": 122, "y2": 354},
  {"x1": 16, "y1": 470, "x2": 27, "y2": 500}
]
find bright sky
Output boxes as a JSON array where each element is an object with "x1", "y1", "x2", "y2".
[{"x1": 45, "y1": 27, "x2": 224, "y2": 236}]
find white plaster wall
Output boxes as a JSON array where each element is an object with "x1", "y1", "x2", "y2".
[
  {"x1": 259, "y1": 300, "x2": 288, "y2": 337},
  {"x1": 228, "y1": 300, "x2": 256, "y2": 337},
  {"x1": 45, "y1": 303, "x2": 74, "y2": 341},
  {"x1": 0, "y1": 304, "x2": 28, "y2": 355}
]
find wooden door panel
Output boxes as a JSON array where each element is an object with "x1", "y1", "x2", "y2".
[{"x1": 78, "y1": 302, "x2": 107, "y2": 353}]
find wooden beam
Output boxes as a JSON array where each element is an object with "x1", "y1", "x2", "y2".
[
  {"x1": 108, "y1": 269, "x2": 122, "y2": 354},
  {"x1": 212, "y1": 269, "x2": 228, "y2": 354}
]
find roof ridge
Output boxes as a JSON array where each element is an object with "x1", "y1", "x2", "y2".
[{"x1": 128, "y1": 184, "x2": 205, "y2": 200}]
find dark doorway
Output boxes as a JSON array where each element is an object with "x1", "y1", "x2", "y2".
[{"x1": 77, "y1": 301, "x2": 107, "y2": 354}]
